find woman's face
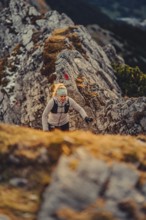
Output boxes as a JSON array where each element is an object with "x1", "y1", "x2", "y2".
[{"x1": 57, "y1": 95, "x2": 67, "y2": 103}]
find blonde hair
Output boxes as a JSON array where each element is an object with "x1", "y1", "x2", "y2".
[{"x1": 51, "y1": 83, "x2": 67, "y2": 97}]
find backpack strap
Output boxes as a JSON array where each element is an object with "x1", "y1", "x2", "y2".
[
  {"x1": 64, "y1": 99, "x2": 70, "y2": 113},
  {"x1": 51, "y1": 98, "x2": 70, "y2": 114},
  {"x1": 50, "y1": 98, "x2": 58, "y2": 113}
]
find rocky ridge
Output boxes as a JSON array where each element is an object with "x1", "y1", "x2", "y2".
[{"x1": 0, "y1": 0, "x2": 146, "y2": 134}]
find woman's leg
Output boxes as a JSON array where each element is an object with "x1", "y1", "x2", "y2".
[
  {"x1": 60, "y1": 122, "x2": 69, "y2": 131},
  {"x1": 48, "y1": 123, "x2": 55, "y2": 131},
  {"x1": 48, "y1": 122, "x2": 69, "y2": 131}
]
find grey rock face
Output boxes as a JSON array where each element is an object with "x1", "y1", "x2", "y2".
[
  {"x1": 38, "y1": 149, "x2": 107, "y2": 219},
  {"x1": 37, "y1": 148, "x2": 145, "y2": 220},
  {"x1": 105, "y1": 163, "x2": 139, "y2": 201},
  {"x1": 0, "y1": 0, "x2": 146, "y2": 134},
  {"x1": 0, "y1": 214, "x2": 11, "y2": 220}
]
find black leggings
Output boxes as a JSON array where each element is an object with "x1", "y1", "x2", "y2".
[{"x1": 48, "y1": 122, "x2": 69, "y2": 131}]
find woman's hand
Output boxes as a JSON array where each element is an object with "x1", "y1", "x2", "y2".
[{"x1": 84, "y1": 117, "x2": 93, "y2": 124}]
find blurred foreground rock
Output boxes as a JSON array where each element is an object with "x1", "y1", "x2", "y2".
[{"x1": 0, "y1": 123, "x2": 146, "y2": 220}]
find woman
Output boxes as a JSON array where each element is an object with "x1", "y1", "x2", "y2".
[{"x1": 42, "y1": 83, "x2": 93, "y2": 131}]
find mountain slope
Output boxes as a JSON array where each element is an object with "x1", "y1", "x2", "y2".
[{"x1": 0, "y1": 0, "x2": 146, "y2": 135}]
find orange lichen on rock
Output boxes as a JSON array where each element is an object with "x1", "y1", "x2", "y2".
[
  {"x1": 11, "y1": 43, "x2": 21, "y2": 56},
  {"x1": 1, "y1": 123, "x2": 146, "y2": 165},
  {"x1": 0, "y1": 185, "x2": 38, "y2": 212},
  {"x1": 41, "y1": 26, "x2": 87, "y2": 77},
  {"x1": 0, "y1": 58, "x2": 7, "y2": 85},
  {"x1": 57, "y1": 201, "x2": 117, "y2": 220}
]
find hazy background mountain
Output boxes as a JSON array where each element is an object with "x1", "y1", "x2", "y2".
[{"x1": 81, "y1": 0, "x2": 146, "y2": 20}]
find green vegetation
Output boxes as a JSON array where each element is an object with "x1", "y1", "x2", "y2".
[{"x1": 113, "y1": 64, "x2": 146, "y2": 97}]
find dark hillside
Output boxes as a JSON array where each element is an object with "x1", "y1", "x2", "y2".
[{"x1": 45, "y1": 0, "x2": 113, "y2": 28}]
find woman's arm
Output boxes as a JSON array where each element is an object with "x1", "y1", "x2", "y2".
[
  {"x1": 42, "y1": 99, "x2": 54, "y2": 131},
  {"x1": 69, "y1": 97, "x2": 88, "y2": 119}
]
